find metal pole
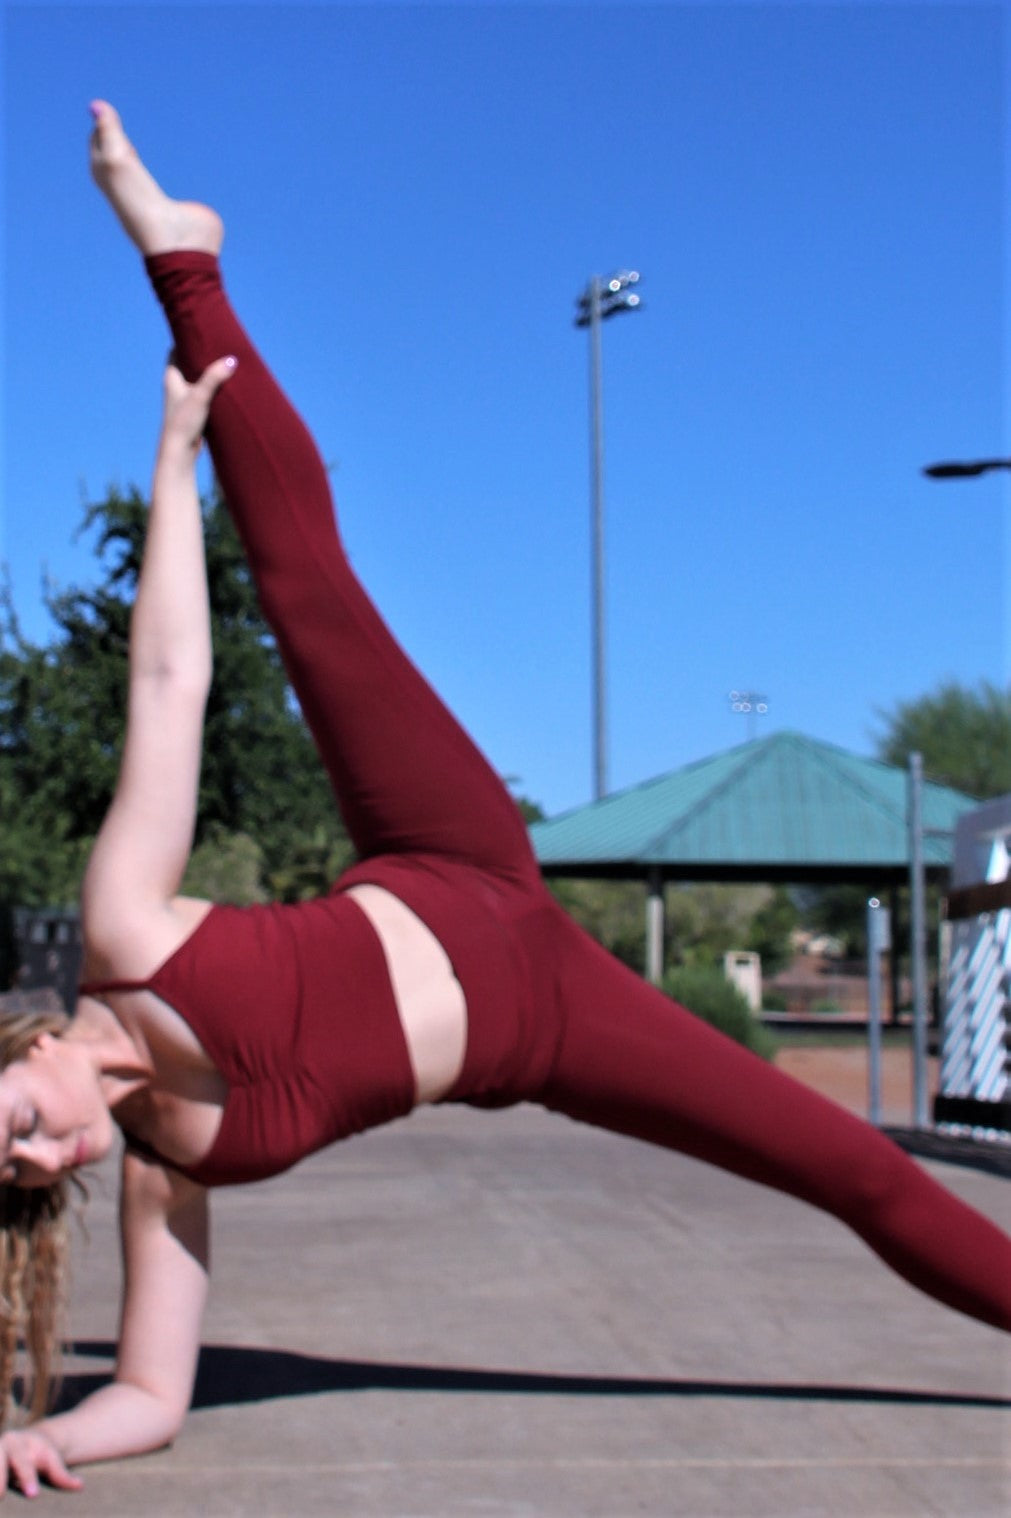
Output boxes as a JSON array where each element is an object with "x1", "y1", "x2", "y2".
[
  {"x1": 588, "y1": 275, "x2": 607, "y2": 801},
  {"x1": 645, "y1": 867, "x2": 665, "y2": 984},
  {"x1": 888, "y1": 885, "x2": 901, "y2": 1026},
  {"x1": 908, "y1": 752, "x2": 929, "y2": 1128},
  {"x1": 867, "y1": 897, "x2": 883, "y2": 1125}
]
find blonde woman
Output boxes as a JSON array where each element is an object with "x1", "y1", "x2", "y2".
[{"x1": 0, "y1": 103, "x2": 1007, "y2": 1499}]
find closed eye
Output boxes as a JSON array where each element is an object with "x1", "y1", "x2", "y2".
[{"x1": 0, "y1": 1111, "x2": 38, "y2": 1185}]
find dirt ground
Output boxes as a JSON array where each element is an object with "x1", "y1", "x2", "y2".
[{"x1": 774, "y1": 1040, "x2": 938, "y2": 1127}]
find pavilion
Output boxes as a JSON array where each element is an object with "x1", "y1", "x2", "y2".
[{"x1": 529, "y1": 730, "x2": 976, "y2": 984}]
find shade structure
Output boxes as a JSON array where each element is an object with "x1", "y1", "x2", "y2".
[{"x1": 530, "y1": 731, "x2": 976, "y2": 886}]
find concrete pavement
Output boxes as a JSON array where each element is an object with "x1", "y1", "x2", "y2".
[{"x1": 29, "y1": 1104, "x2": 1011, "y2": 1516}]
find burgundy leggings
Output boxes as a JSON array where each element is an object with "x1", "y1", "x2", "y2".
[{"x1": 147, "y1": 252, "x2": 1011, "y2": 1333}]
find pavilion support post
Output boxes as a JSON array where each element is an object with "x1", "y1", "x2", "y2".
[
  {"x1": 908, "y1": 752, "x2": 930, "y2": 1129},
  {"x1": 645, "y1": 868, "x2": 665, "y2": 985},
  {"x1": 888, "y1": 885, "x2": 902, "y2": 1025}
]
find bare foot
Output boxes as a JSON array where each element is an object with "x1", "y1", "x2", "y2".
[{"x1": 89, "y1": 100, "x2": 224, "y2": 257}]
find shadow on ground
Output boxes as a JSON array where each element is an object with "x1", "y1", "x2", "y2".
[{"x1": 58, "y1": 1340, "x2": 1010, "y2": 1414}]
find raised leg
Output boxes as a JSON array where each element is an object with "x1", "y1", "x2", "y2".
[{"x1": 91, "y1": 103, "x2": 535, "y2": 877}]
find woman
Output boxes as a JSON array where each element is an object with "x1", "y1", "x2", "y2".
[{"x1": 0, "y1": 102, "x2": 1007, "y2": 1499}]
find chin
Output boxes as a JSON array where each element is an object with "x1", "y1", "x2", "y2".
[{"x1": 85, "y1": 1113, "x2": 117, "y2": 1168}]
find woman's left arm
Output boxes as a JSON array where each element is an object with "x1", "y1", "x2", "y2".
[
  {"x1": 81, "y1": 358, "x2": 235, "y2": 961},
  {"x1": 0, "y1": 1152, "x2": 210, "y2": 1495}
]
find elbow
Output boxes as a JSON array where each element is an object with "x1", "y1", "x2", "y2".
[
  {"x1": 114, "y1": 1380, "x2": 193, "y2": 1452},
  {"x1": 159, "y1": 1407, "x2": 189, "y2": 1448},
  {"x1": 133, "y1": 663, "x2": 211, "y2": 704}
]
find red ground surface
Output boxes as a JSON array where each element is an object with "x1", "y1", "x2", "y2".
[{"x1": 774, "y1": 1042, "x2": 938, "y2": 1127}]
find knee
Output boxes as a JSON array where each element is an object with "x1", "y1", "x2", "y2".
[{"x1": 823, "y1": 1130, "x2": 926, "y2": 1229}]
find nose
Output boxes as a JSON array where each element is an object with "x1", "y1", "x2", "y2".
[{"x1": 9, "y1": 1136, "x2": 64, "y2": 1179}]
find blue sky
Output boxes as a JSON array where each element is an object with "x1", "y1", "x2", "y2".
[{"x1": 2, "y1": 1, "x2": 1008, "y2": 817}]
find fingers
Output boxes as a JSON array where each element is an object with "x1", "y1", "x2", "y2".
[
  {"x1": 4, "y1": 1444, "x2": 40, "y2": 1498},
  {"x1": 198, "y1": 354, "x2": 239, "y2": 401},
  {"x1": 3, "y1": 1443, "x2": 39, "y2": 1498},
  {"x1": 0, "y1": 1435, "x2": 83, "y2": 1498},
  {"x1": 160, "y1": 355, "x2": 238, "y2": 451},
  {"x1": 163, "y1": 353, "x2": 237, "y2": 393},
  {"x1": 33, "y1": 1445, "x2": 83, "y2": 1493}
]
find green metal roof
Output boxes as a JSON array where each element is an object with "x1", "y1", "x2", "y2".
[{"x1": 530, "y1": 731, "x2": 976, "y2": 882}]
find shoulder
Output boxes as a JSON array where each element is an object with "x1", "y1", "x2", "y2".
[{"x1": 121, "y1": 1142, "x2": 209, "y2": 1224}]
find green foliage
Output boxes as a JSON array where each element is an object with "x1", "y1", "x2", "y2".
[
  {"x1": 507, "y1": 784, "x2": 545, "y2": 825},
  {"x1": 761, "y1": 988, "x2": 788, "y2": 1012},
  {"x1": 549, "y1": 879, "x2": 798, "y2": 980},
  {"x1": 1, "y1": 487, "x2": 349, "y2": 939},
  {"x1": 265, "y1": 825, "x2": 355, "y2": 904},
  {"x1": 810, "y1": 676, "x2": 1011, "y2": 982},
  {"x1": 745, "y1": 885, "x2": 799, "y2": 974},
  {"x1": 800, "y1": 883, "x2": 869, "y2": 959},
  {"x1": 875, "y1": 679, "x2": 1011, "y2": 799},
  {"x1": 665, "y1": 883, "x2": 769, "y2": 968},
  {"x1": 181, "y1": 828, "x2": 269, "y2": 906},
  {"x1": 548, "y1": 878, "x2": 648, "y2": 971},
  {"x1": 662, "y1": 965, "x2": 777, "y2": 1060}
]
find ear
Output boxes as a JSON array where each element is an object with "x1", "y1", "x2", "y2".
[{"x1": 28, "y1": 1032, "x2": 58, "y2": 1058}]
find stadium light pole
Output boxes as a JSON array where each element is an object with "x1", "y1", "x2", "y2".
[{"x1": 574, "y1": 270, "x2": 643, "y2": 801}]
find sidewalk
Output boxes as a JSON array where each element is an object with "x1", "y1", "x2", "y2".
[{"x1": 36, "y1": 1102, "x2": 1010, "y2": 1517}]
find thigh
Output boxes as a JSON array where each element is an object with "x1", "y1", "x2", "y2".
[
  {"x1": 538, "y1": 917, "x2": 898, "y2": 1207},
  {"x1": 147, "y1": 252, "x2": 536, "y2": 878}
]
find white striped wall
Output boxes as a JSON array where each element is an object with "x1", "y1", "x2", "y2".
[{"x1": 942, "y1": 910, "x2": 1010, "y2": 1104}]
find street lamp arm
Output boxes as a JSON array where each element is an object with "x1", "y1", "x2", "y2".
[{"x1": 923, "y1": 458, "x2": 1011, "y2": 479}]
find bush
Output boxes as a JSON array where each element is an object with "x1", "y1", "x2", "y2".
[
  {"x1": 662, "y1": 965, "x2": 777, "y2": 1060},
  {"x1": 182, "y1": 827, "x2": 268, "y2": 905}
]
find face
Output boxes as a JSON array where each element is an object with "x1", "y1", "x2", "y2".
[{"x1": 0, "y1": 1034, "x2": 116, "y2": 1189}]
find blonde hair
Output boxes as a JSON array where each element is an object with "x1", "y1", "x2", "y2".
[{"x1": 0, "y1": 1002, "x2": 73, "y2": 1429}]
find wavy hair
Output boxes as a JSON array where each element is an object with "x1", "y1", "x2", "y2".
[{"x1": 0, "y1": 1002, "x2": 73, "y2": 1429}]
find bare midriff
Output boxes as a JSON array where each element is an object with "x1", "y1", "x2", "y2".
[{"x1": 343, "y1": 883, "x2": 467, "y2": 1103}]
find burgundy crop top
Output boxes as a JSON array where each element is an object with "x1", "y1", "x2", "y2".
[{"x1": 78, "y1": 892, "x2": 416, "y2": 1187}]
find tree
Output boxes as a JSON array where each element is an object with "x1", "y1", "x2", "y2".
[
  {"x1": 547, "y1": 879, "x2": 778, "y2": 975},
  {"x1": 745, "y1": 885, "x2": 799, "y2": 975},
  {"x1": 548, "y1": 878, "x2": 651, "y2": 972},
  {"x1": 1, "y1": 487, "x2": 348, "y2": 931},
  {"x1": 798, "y1": 883, "x2": 870, "y2": 960},
  {"x1": 793, "y1": 680, "x2": 1011, "y2": 982},
  {"x1": 875, "y1": 679, "x2": 1011, "y2": 799},
  {"x1": 665, "y1": 883, "x2": 769, "y2": 968}
]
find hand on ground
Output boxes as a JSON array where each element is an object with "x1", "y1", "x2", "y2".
[{"x1": 0, "y1": 1428, "x2": 83, "y2": 1499}]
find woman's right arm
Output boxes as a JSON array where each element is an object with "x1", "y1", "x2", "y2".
[
  {"x1": 0, "y1": 1152, "x2": 209, "y2": 1497},
  {"x1": 80, "y1": 358, "x2": 235, "y2": 971}
]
